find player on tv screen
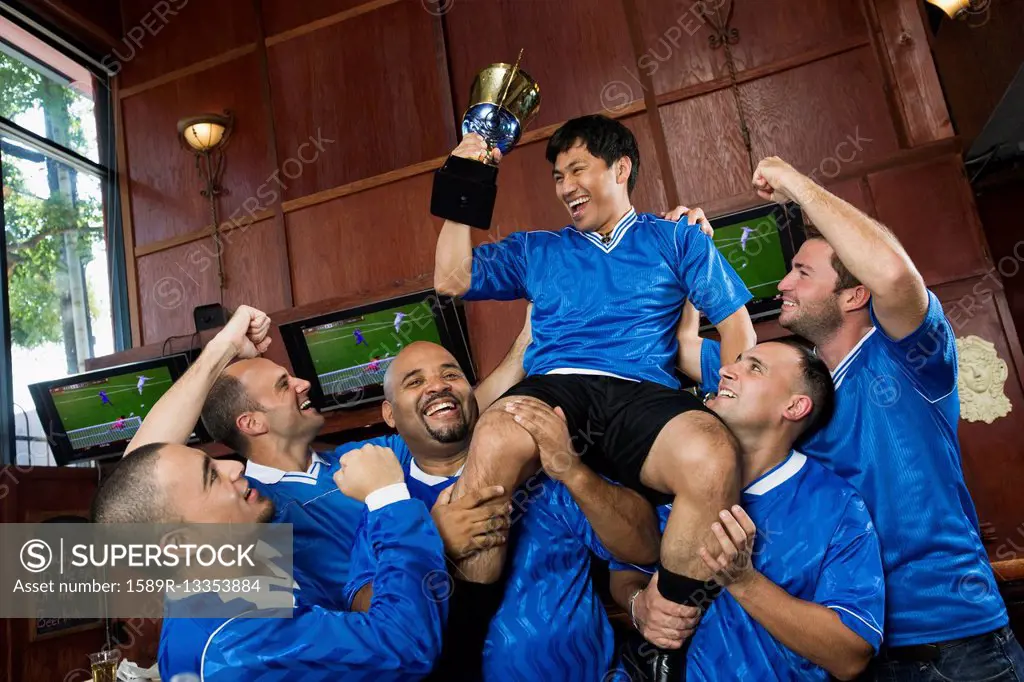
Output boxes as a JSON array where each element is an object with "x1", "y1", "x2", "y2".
[
  {"x1": 710, "y1": 213, "x2": 788, "y2": 303},
  {"x1": 49, "y1": 367, "x2": 175, "y2": 451},
  {"x1": 303, "y1": 302, "x2": 444, "y2": 398}
]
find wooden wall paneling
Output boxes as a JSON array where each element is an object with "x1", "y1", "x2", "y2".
[
  {"x1": 252, "y1": 0, "x2": 293, "y2": 308},
  {"x1": 929, "y1": 0, "x2": 1024, "y2": 146},
  {"x1": 628, "y1": 0, "x2": 721, "y2": 97},
  {"x1": 932, "y1": 277, "x2": 1024, "y2": 565},
  {"x1": 867, "y1": 155, "x2": 990, "y2": 287},
  {"x1": 117, "y1": 0, "x2": 258, "y2": 89},
  {"x1": 629, "y1": 0, "x2": 869, "y2": 97},
  {"x1": 285, "y1": 173, "x2": 438, "y2": 306},
  {"x1": 739, "y1": 48, "x2": 900, "y2": 179},
  {"x1": 265, "y1": 1, "x2": 450, "y2": 200},
  {"x1": 2, "y1": 468, "x2": 104, "y2": 682},
  {"x1": 136, "y1": 238, "x2": 221, "y2": 344},
  {"x1": 464, "y1": 299, "x2": 529, "y2": 379},
  {"x1": 622, "y1": 114, "x2": 670, "y2": 215},
  {"x1": 620, "y1": 0, "x2": 679, "y2": 207},
  {"x1": 135, "y1": 217, "x2": 291, "y2": 345},
  {"x1": 444, "y1": 0, "x2": 638, "y2": 128},
  {"x1": 975, "y1": 177, "x2": 1024, "y2": 349},
  {"x1": 658, "y1": 89, "x2": 750, "y2": 206},
  {"x1": 824, "y1": 176, "x2": 877, "y2": 217},
  {"x1": 868, "y1": 0, "x2": 955, "y2": 146},
  {"x1": 260, "y1": 0, "x2": 373, "y2": 37},
  {"x1": 122, "y1": 53, "x2": 274, "y2": 249},
  {"x1": 221, "y1": 217, "x2": 292, "y2": 319},
  {"x1": 726, "y1": 0, "x2": 869, "y2": 75}
]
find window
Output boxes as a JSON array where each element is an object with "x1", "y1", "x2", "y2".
[{"x1": 0, "y1": 5, "x2": 128, "y2": 465}]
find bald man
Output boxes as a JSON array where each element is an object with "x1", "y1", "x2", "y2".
[
  {"x1": 198, "y1": 313, "x2": 532, "y2": 609},
  {"x1": 343, "y1": 339, "x2": 659, "y2": 681}
]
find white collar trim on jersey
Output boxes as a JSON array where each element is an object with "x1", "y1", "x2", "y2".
[
  {"x1": 581, "y1": 207, "x2": 638, "y2": 253},
  {"x1": 828, "y1": 327, "x2": 877, "y2": 388},
  {"x1": 245, "y1": 451, "x2": 327, "y2": 485},
  {"x1": 744, "y1": 451, "x2": 807, "y2": 496},
  {"x1": 409, "y1": 457, "x2": 464, "y2": 486}
]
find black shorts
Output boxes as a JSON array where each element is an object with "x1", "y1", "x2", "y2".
[{"x1": 500, "y1": 373, "x2": 714, "y2": 505}]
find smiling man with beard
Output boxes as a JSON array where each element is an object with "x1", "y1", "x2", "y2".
[
  {"x1": 341, "y1": 339, "x2": 661, "y2": 681},
  {"x1": 692, "y1": 156, "x2": 1024, "y2": 680}
]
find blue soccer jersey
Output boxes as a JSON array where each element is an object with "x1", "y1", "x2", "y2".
[
  {"x1": 244, "y1": 450, "x2": 365, "y2": 609},
  {"x1": 158, "y1": 497, "x2": 448, "y2": 682},
  {"x1": 463, "y1": 209, "x2": 751, "y2": 388},
  {"x1": 699, "y1": 291, "x2": 1007, "y2": 646},
  {"x1": 341, "y1": 436, "x2": 620, "y2": 682},
  {"x1": 612, "y1": 452, "x2": 884, "y2": 680}
]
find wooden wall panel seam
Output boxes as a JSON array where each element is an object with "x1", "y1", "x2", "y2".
[
  {"x1": 113, "y1": 82, "x2": 143, "y2": 346},
  {"x1": 127, "y1": 140, "x2": 965, "y2": 262},
  {"x1": 869, "y1": 0, "x2": 955, "y2": 146},
  {"x1": 117, "y1": 44, "x2": 257, "y2": 99},
  {"x1": 653, "y1": 35, "x2": 871, "y2": 109},
  {"x1": 275, "y1": 104, "x2": 646, "y2": 217},
  {"x1": 133, "y1": 211, "x2": 275, "y2": 257},
  {"x1": 263, "y1": 0, "x2": 402, "y2": 47},
  {"x1": 276, "y1": 138, "x2": 961, "y2": 229},
  {"x1": 434, "y1": 12, "x2": 458, "y2": 150},
  {"x1": 251, "y1": 0, "x2": 293, "y2": 308},
  {"x1": 861, "y1": 0, "x2": 912, "y2": 148},
  {"x1": 620, "y1": 0, "x2": 679, "y2": 207},
  {"x1": 994, "y1": 287, "x2": 1024, "y2": 391}
]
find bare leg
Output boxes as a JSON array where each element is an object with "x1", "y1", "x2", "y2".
[
  {"x1": 452, "y1": 395, "x2": 540, "y2": 583},
  {"x1": 640, "y1": 411, "x2": 740, "y2": 593}
]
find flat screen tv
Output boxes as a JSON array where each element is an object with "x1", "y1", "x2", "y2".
[
  {"x1": 28, "y1": 354, "x2": 208, "y2": 466},
  {"x1": 280, "y1": 290, "x2": 476, "y2": 412},
  {"x1": 703, "y1": 201, "x2": 806, "y2": 326}
]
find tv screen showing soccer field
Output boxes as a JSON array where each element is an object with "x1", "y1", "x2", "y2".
[
  {"x1": 49, "y1": 366, "x2": 175, "y2": 452},
  {"x1": 302, "y1": 301, "x2": 444, "y2": 397},
  {"x1": 711, "y1": 211, "x2": 789, "y2": 302}
]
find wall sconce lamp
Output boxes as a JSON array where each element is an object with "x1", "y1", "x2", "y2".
[
  {"x1": 177, "y1": 111, "x2": 234, "y2": 293},
  {"x1": 924, "y1": 0, "x2": 973, "y2": 19}
]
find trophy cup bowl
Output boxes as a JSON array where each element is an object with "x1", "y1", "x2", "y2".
[
  {"x1": 462, "y1": 62, "x2": 541, "y2": 155},
  {"x1": 430, "y1": 60, "x2": 541, "y2": 229}
]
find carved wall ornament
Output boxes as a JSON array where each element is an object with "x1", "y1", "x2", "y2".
[{"x1": 957, "y1": 335, "x2": 1012, "y2": 424}]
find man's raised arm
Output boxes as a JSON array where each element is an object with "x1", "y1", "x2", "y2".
[
  {"x1": 434, "y1": 133, "x2": 502, "y2": 298},
  {"x1": 124, "y1": 306, "x2": 271, "y2": 454},
  {"x1": 753, "y1": 156, "x2": 928, "y2": 340}
]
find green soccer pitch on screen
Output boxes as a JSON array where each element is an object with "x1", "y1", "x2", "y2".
[
  {"x1": 48, "y1": 366, "x2": 175, "y2": 452},
  {"x1": 302, "y1": 301, "x2": 444, "y2": 398},
  {"x1": 711, "y1": 211, "x2": 789, "y2": 303}
]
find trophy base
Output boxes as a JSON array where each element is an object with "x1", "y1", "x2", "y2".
[{"x1": 431, "y1": 155, "x2": 499, "y2": 230}]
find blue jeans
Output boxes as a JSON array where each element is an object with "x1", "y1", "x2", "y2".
[{"x1": 871, "y1": 626, "x2": 1024, "y2": 682}]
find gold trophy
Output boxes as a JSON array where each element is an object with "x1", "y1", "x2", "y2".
[{"x1": 431, "y1": 50, "x2": 541, "y2": 229}]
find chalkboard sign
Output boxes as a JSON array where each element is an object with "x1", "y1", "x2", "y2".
[
  {"x1": 29, "y1": 515, "x2": 104, "y2": 641},
  {"x1": 33, "y1": 616, "x2": 103, "y2": 639}
]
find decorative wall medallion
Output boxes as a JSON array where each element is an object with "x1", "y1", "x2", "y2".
[{"x1": 957, "y1": 335, "x2": 1011, "y2": 424}]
